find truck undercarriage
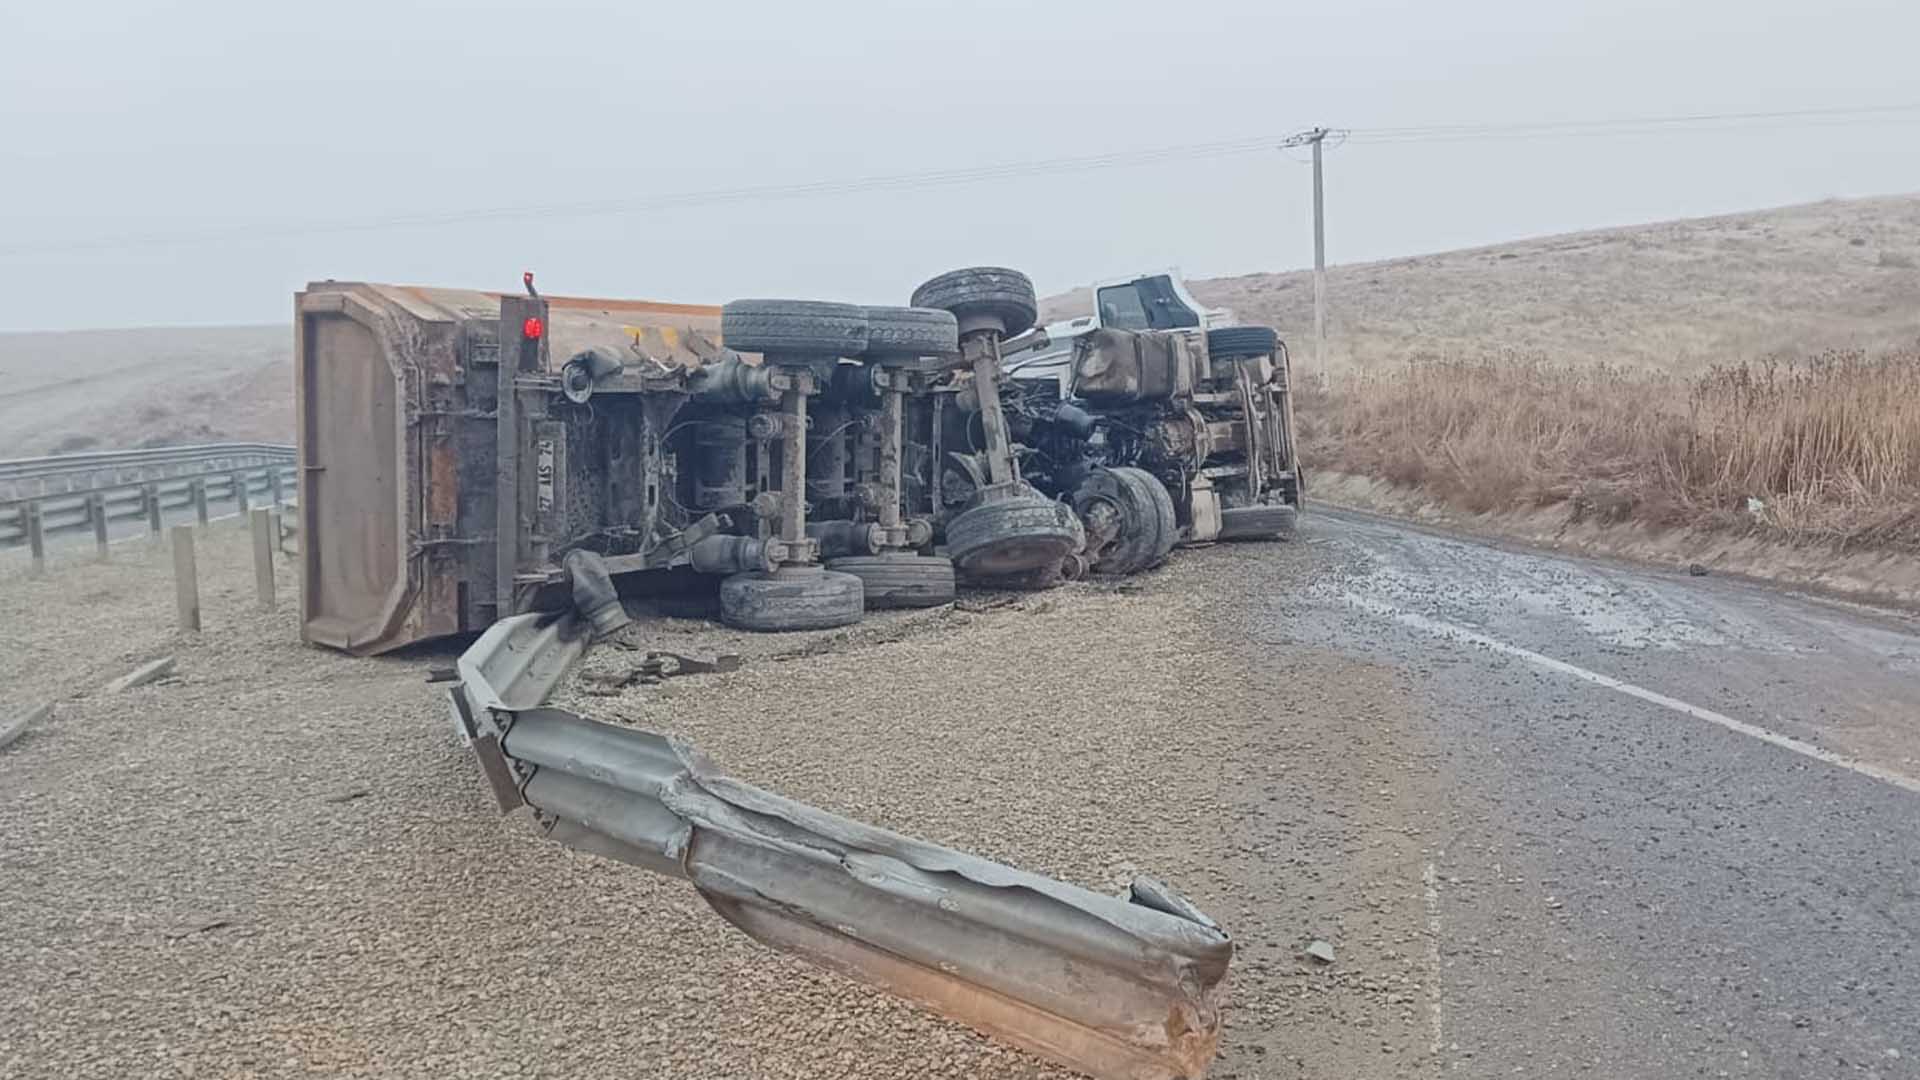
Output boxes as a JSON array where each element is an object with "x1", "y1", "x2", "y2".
[{"x1": 297, "y1": 268, "x2": 1299, "y2": 651}]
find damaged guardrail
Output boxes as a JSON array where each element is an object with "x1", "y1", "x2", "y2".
[{"x1": 448, "y1": 593, "x2": 1233, "y2": 1079}]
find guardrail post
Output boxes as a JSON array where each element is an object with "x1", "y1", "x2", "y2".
[
  {"x1": 172, "y1": 525, "x2": 200, "y2": 632},
  {"x1": 24, "y1": 503, "x2": 46, "y2": 576},
  {"x1": 233, "y1": 471, "x2": 250, "y2": 518},
  {"x1": 90, "y1": 492, "x2": 110, "y2": 560},
  {"x1": 192, "y1": 479, "x2": 209, "y2": 527},
  {"x1": 270, "y1": 468, "x2": 285, "y2": 508},
  {"x1": 144, "y1": 483, "x2": 163, "y2": 537},
  {"x1": 250, "y1": 507, "x2": 275, "y2": 612}
]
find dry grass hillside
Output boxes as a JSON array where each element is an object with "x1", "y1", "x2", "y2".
[
  {"x1": 1043, "y1": 195, "x2": 1920, "y2": 372},
  {"x1": 0, "y1": 325, "x2": 288, "y2": 459}
]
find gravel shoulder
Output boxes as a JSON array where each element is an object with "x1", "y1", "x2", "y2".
[{"x1": 0, "y1": 530, "x2": 1431, "y2": 1079}]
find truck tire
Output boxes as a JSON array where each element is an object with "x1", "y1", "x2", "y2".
[
  {"x1": 910, "y1": 267, "x2": 1038, "y2": 337},
  {"x1": 721, "y1": 300, "x2": 869, "y2": 357},
  {"x1": 1206, "y1": 325, "x2": 1280, "y2": 359},
  {"x1": 828, "y1": 553, "x2": 956, "y2": 608},
  {"x1": 719, "y1": 566, "x2": 865, "y2": 631},
  {"x1": 864, "y1": 306, "x2": 960, "y2": 358},
  {"x1": 1076, "y1": 466, "x2": 1178, "y2": 576},
  {"x1": 1218, "y1": 504, "x2": 1298, "y2": 541},
  {"x1": 944, "y1": 491, "x2": 1080, "y2": 577}
]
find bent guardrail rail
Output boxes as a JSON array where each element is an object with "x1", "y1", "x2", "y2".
[{"x1": 450, "y1": 610, "x2": 1233, "y2": 1080}]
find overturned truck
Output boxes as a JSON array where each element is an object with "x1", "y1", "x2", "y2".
[{"x1": 295, "y1": 267, "x2": 1297, "y2": 653}]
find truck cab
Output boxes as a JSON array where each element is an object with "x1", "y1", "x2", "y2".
[
  {"x1": 997, "y1": 269, "x2": 1301, "y2": 552},
  {"x1": 1004, "y1": 270, "x2": 1232, "y2": 390}
]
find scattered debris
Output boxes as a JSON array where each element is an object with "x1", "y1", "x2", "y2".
[
  {"x1": 1687, "y1": 563, "x2": 1710, "y2": 577},
  {"x1": 642, "y1": 651, "x2": 741, "y2": 678},
  {"x1": 323, "y1": 789, "x2": 372, "y2": 805},
  {"x1": 163, "y1": 918, "x2": 232, "y2": 940},
  {"x1": 1305, "y1": 939, "x2": 1337, "y2": 964},
  {"x1": 424, "y1": 666, "x2": 459, "y2": 684},
  {"x1": 1, "y1": 701, "x2": 51, "y2": 752},
  {"x1": 769, "y1": 633, "x2": 860, "y2": 662},
  {"x1": 105, "y1": 656, "x2": 177, "y2": 693},
  {"x1": 954, "y1": 596, "x2": 1021, "y2": 614},
  {"x1": 582, "y1": 650, "x2": 742, "y2": 692}
]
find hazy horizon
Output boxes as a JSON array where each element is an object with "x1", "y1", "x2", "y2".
[
  {"x1": 5, "y1": 0, "x2": 1919, "y2": 332},
  {"x1": 2, "y1": 190, "x2": 1914, "y2": 337}
]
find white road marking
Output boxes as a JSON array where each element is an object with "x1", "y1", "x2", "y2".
[
  {"x1": 1344, "y1": 592, "x2": 1920, "y2": 797},
  {"x1": 1421, "y1": 860, "x2": 1444, "y2": 1056}
]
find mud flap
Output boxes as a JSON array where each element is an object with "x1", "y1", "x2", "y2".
[{"x1": 454, "y1": 612, "x2": 1234, "y2": 1079}]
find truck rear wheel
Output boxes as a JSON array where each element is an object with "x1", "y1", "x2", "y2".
[
  {"x1": 1075, "y1": 466, "x2": 1178, "y2": 576},
  {"x1": 827, "y1": 554, "x2": 956, "y2": 608},
  {"x1": 721, "y1": 299, "x2": 869, "y2": 356},
  {"x1": 910, "y1": 267, "x2": 1038, "y2": 337},
  {"x1": 945, "y1": 492, "x2": 1080, "y2": 578},
  {"x1": 719, "y1": 566, "x2": 865, "y2": 631},
  {"x1": 1218, "y1": 504, "x2": 1298, "y2": 541}
]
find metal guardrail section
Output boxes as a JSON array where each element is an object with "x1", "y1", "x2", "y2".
[
  {"x1": 452, "y1": 613, "x2": 1234, "y2": 1080},
  {"x1": 0, "y1": 466, "x2": 297, "y2": 549},
  {"x1": 0, "y1": 443, "x2": 295, "y2": 501},
  {"x1": 0, "y1": 441, "x2": 296, "y2": 478}
]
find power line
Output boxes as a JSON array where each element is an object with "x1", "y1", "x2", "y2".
[
  {"x1": 1346, "y1": 102, "x2": 1920, "y2": 144},
  {"x1": 7, "y1": 102, "x2": 1920, "y2": 258},
  {"x1": 1281, "y1": 129, "x2": 1336, "y2": 371},
  {"x1": 0, "y1": 135, "x2": 1291, "y2": 258}
]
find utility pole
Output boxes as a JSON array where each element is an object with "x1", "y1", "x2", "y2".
[{"x1": 1282, "y1": 127, "x2": 1335, "y2": 371}]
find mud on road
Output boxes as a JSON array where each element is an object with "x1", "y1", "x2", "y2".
[{"x1": 4, "y1": 510, "x2": 1918, "y2": 1079}]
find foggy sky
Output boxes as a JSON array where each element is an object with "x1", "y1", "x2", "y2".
[{"x1": 3, "y1": 0, "x2": 1917, "y2": 331}]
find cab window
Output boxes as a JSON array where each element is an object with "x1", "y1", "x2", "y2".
[
  {"x1": 1097, "y1": 276, "x2": 1200, "y2": 330},
  {"x1": 1095, "y1": 285, "x2": 1151, "y2": 330}
]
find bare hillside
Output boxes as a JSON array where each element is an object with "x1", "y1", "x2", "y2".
[
  {"x1": 1042, "y1": 195, "x2": 1920, "y2": 371},
  {"x1": 7, "y1": 196, "x2": 1919, "y2": 460},
  {"x1": 0, "y1": 325, "x2": 289, "y2": 458}
]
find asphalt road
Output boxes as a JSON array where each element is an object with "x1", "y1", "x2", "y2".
[{"x1": 1227, "y1": 508, "x2": 1920, "y2": 1078}]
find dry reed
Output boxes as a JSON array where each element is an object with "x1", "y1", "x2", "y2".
[{"x1": 1300, "y1": 348, "x2": 1920, "y2": 549}]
